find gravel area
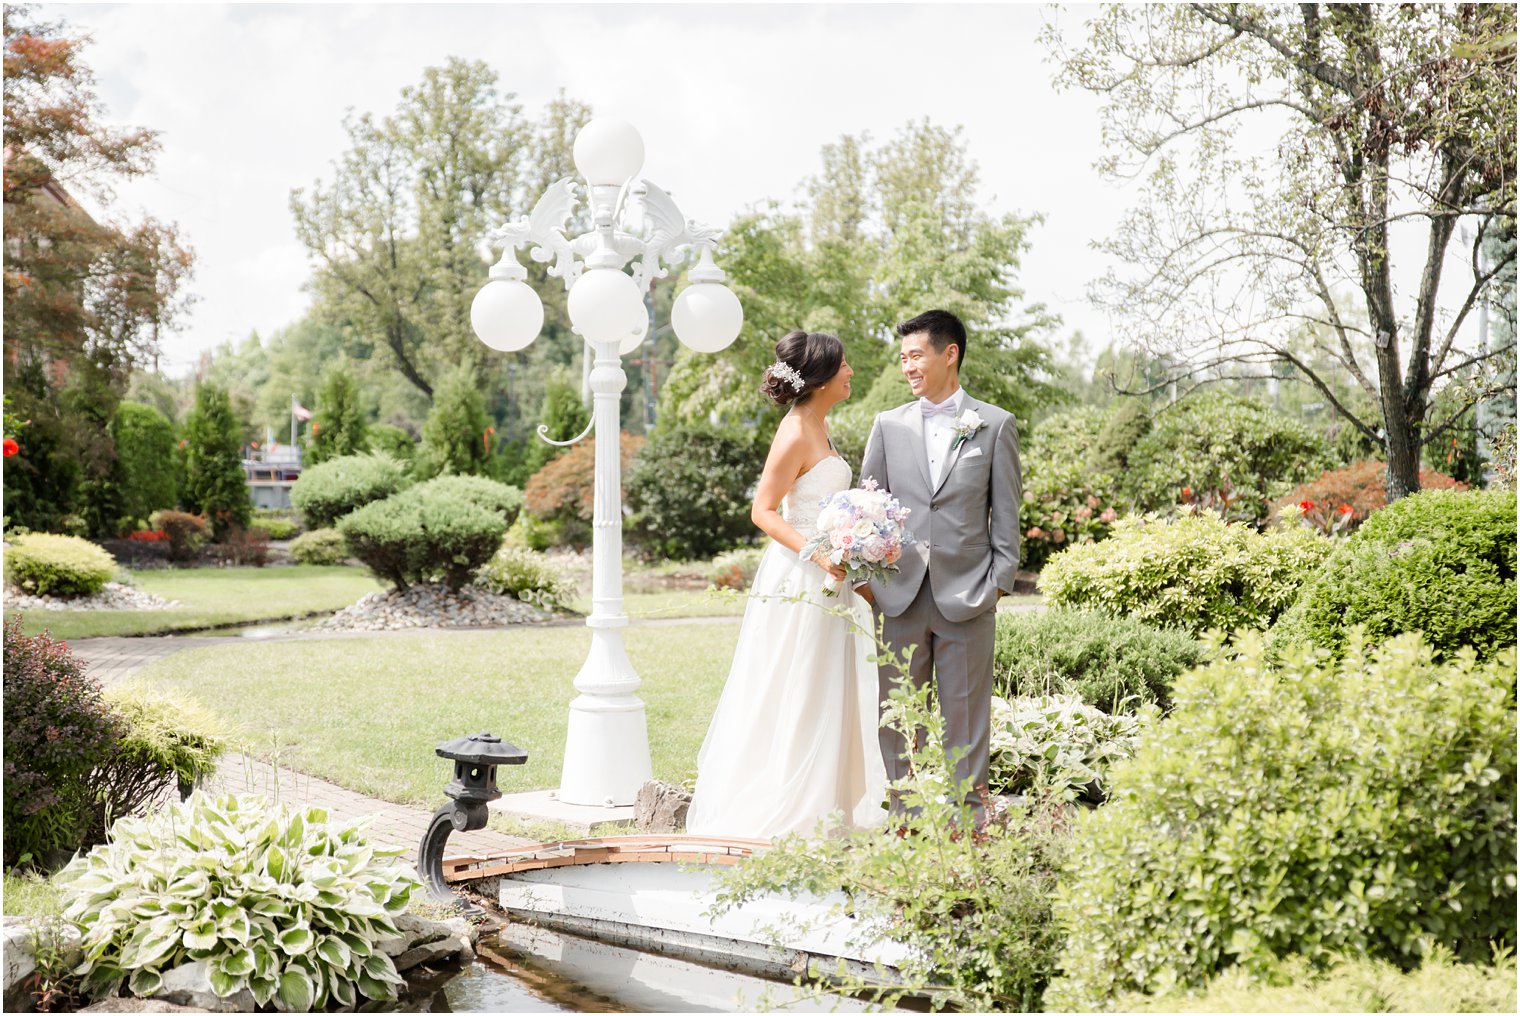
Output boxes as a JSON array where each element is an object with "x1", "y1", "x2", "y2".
[
  {"x1": 311, "y1": 582, "x2": 556, "y2": 632},
  {"x1": 4, "y1": 582, "x2": 180, "y2": 612}
]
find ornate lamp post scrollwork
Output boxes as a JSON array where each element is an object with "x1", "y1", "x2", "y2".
[{"x1": 470, "y1": 118, "x2": 743, "y2": 808}]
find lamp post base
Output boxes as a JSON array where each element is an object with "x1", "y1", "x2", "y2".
[{"x1": 559, "y1": 692, "x2": 653, "y2": 806}]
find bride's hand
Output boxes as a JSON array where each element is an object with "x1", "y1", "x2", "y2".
[{"x1": 809, "y1": 547, "x2": 847, "y2": 581}]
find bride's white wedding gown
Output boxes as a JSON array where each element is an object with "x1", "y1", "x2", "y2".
[{"x1": 686, "y1": 455, "x2": 888, "y2": 839}]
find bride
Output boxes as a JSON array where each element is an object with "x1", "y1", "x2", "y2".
[{"x1": 685, "y1": 330, "x2": 887, "y2": 839}]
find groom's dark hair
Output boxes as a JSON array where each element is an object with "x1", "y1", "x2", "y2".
[{"x1": 897, "y1": 309, "x2": 967, "y2": 368}]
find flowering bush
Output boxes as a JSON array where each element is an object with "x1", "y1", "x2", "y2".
[
  {"x1": 3, "y1": 617, "x2": 120, "y2": 867},
  {"x1": 58, "y1": 793, "x2": 420, "y2": 1010},
  {"x1": 802, "y1": 479, "x2": 913, "y2": 586},
  {"x1": 125, "y1": 529, "x2": 169, "y2": 543},
  {"x1": 1039, "y1": 509, "x2": 1332, "y2": 635},
  {"x1": 1020, "y1": 406, "x2": 1123, "y2": 569},
  {"x1": 1048, "y1": 632, "x2": 1517, "y2": 1009},
  {"x1": 3, "y1": 533, "x2": 118, "y2": 597},
  {"x1": 1269, "y1": 459, "x2": 1465, "y2": 535},
  {"x1": 1272, "y1": 488, "x2": 1517, "y2": 661},
  {"x1": 149, "y1": 510, "x2": 208, "y2": 563},
  {"x1": 1121, "y1": 393, "x2": 1333, "y2": 524},
  {"x1": 989, "y1": 693, "x2": 1152, "y2": 802}
]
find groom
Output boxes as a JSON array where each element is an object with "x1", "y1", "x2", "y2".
[{"x1": 858, "y1": 309, "x2": 1022, "y2": 818}]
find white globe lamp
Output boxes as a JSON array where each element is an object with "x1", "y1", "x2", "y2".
[
  {"x1": 619, "y1": 305, "x2": 650, "y2": 355},
  {"x1": 573, "y1": 119, "x2": 645, "y2": 187},
  {"x1": 672, "y1": 281, "x2": 743, "y2": 353},
  {"x1": 471, "y1": 277, "x2": 544, "y2": 352},
  {"x1": 568, "y1": 268, "x2": 646, "y2": 346}
]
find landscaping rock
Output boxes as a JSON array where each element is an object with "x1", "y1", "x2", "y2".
[
  {"x1": 311, "y1": 582, "x2": 553, "y2": 632},
  {"x1": 380, "y1": 911, "x2": 474, "y2": 959},
  {"x1": 3, "y1": 582, "x2": 178, "y2": 612},
  {"x1": 394, "y1": 932, "x2": 473, "y2": 972},
  {"x1": 3, "y1": 917, "x2": 83, "y2": 1013},
  {"x1": 81, "y1": 999, "x2": 208, "y2": 1013},
  {"x1": 634, "y1": 780, "x2": 691, "y2": 833},
  {"x1": 151, "y1": 961, "x2": 255, "y2": 1013}
]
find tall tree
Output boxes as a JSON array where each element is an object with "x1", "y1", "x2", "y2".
[
  {"x1": 1049, "y1": 3, "x2": 1517, "y2": 500},
  {"x1": 181, "y1": 383, "x2": 251, "y2": 538},
  {"x1": 660, "y1": 118, "x2": 1063, "y2": 427},
  {"x1": 417, "y1": 366, "x2": 491, "y2": 477},
  {"x1": 2, "y1": 7, "x2": 194, "y2": 533}
]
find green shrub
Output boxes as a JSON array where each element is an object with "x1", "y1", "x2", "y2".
[
  {"x1": 338, "y1": 486, "x2": 506, "y2": 590},
  {"x1": 1020, "y1": 406, "x2": 1124, "y2": 570},
  {"x1": 627, "y1": 422, "x2": 765, "y2": 561},
  {"x1": 58, "y1": 792, "x2": 419, "y2": 1009},
  {"x1": 411, "y1": 474, "x2": 523, "y2": 527},
  {"x1": 4, "y1": 533, "x2": 117, "y2": 598},
  {"x1": 1047, "y1": 632, "x2": 1517, "y2": 1009},
  {"x1": 505, "y1": 511, "x2": 561, "y2": 552},
  {"x1": 1118, "y1": 947, "x2": 1517, "y2": 1013},
  {"x1": 290, "y1": 453, "x2": 411, "y2": 529},
  {"x1": 1039, "y1": 510, "x2": 1333, "y2": 635},
  {"x1": 181, "y1": 383, "x2": 252, "y2": 539},
  {"x1": 416, "y1": 366, "x2": 490, "y2": 478},
  {"x1": 289, "y1": 527, "x2": 348, "y2": 566},
  {"x1": 1122, "y1": 392, "x2": 1333, "y2": 523},
  {"x1": 306, "y1": 360, "x2": 369, "y2": 465},
  {"x1": 251, "y1": 510, "x2": 300, "y2": 541},
  {"x1": 367, "y1": 423, "x2": 415, "y2": 462},
  {"x1": 110, "y1": 402, "x2": 177, "y2": 528},
  {"x1": 478, "y1": 544, "x2": 576, "y2": 612},
  {"x1": 707, "y1": 545, "x2": 765, "y2": 590},
  {"x1": 88, "y1": 686, "x2": 226, "y2": 845},
  {"x1": 989, "y1": 693, "x2": 1151, "y2": 802},
  {"x1": 3, "y1": 617, "x2": 120, "y2": 868},
  {"x1": 149, "y1": 509, "x2": 208, "y2": 564},
  {"x1": 1273, "y1": 488, "x2": 1517, "y2": 661},
  {"x1": 993, "y1": 608, "x2": 1206, "y2": 713}
]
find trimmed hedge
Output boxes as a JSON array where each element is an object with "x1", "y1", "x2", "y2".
[
  {"x1": 1039, "y1": 510, "x2": 1333, "y2": 635},
  {"x1": 626, "y1": 422, "x2": 765, "y2": 562},
  {"x1": 411, "y1": 474, "x2": 523, "y2": 527},
  {"x1": 1272, "y1": 488, "x2": 1517, "y2": 661},
  {"x1": 290, "y1": 453, "x2": 411, "y2": 529},
  {"x1": 4, "y1": 533, "x2": 118, "y2": 598},
  {"x1": 1048, "y1": 632, "x2": 1517, "y2": 1009},
  {"x1": 338, "y1": 486, "x2": 505, "y2": 590},
  {"x1": 994, "y1": 608, "x2": 1206, "y2": 713}
]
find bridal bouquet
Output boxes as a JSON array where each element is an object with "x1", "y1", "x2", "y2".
[{"x1": 801, "y1": 478, "x2": 914, "y2": 593}]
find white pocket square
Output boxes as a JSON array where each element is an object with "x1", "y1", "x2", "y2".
[{"x1": 960, "y1": 446, "x2": 985, "y2": 460}]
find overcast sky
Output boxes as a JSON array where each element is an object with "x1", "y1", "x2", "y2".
[{"x1": 36, "y1": 1, "x2": 1145, "y2": 376}]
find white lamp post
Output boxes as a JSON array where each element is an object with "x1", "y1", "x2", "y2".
[{"x1": 470, "y1": 118, "x2": 743, "y2": 807}]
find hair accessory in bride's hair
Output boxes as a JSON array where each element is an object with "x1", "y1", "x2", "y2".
[{"x1": 767, "y1": 360, "x2": 806, "y2": 392}]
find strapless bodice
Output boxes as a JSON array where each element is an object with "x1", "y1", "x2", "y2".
[{"x1": 782, "y1": 456, "x2": 851, "y2": 535}]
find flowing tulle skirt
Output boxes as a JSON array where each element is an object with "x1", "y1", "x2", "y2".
[{"x1": 686, "y1": 542, "x2": 888, "y2": 839}]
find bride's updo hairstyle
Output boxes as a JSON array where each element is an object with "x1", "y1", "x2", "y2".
[{"x1": 760, "y1": 330, "x2": 844, "y2": 407}]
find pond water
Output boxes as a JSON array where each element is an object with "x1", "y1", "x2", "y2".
[
  {"x1": 418, "y1": 923, "x2": 884, "y2": 1013},
  {"x1": 194, "y1": 617, "x2": 327, "y2": 638}
]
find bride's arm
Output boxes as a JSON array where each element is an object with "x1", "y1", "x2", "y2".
[{"x1": 751, "y1": 424, "x2": 846, "y2": 580}]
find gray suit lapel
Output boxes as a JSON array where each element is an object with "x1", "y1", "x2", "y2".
[
  {"x1": 901, "y1": 403, "x2": 933, "y2": 493},
  {"x1": 931, "y1": 395, "x2": 980, "y2": 498}
]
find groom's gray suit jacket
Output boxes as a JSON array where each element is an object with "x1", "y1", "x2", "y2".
[{"x1": 860, "y1": 395, "x2": 1022, "y2": 621}]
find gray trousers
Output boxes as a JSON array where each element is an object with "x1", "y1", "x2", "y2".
[{"x1": 876, "y1": 574, "x2": 997, "y2": 814}]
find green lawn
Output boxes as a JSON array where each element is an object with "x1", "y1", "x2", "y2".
[
  {"x1": 6, "y1": 565, "x2": 384, "y2": 639},
  {"x1": 2, "y1": 872, "x2": 64, "y2": 917},
  {"x1": 130, "y1": 624, "x2": 738, "y2": 807},
  {"x1": 575, "y1": 587, "x2": 748, "y2": 619}
]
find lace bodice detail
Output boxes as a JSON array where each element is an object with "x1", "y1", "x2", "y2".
[{"x1": 782, "y1": 456, "x2": 852, "y2": 536}]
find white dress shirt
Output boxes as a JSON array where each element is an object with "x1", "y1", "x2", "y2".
[{"x1": 921, "y1": 387, "x2": 966, "y2": 489}]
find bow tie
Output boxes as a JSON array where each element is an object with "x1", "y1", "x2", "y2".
[{"x1": 919, "y1": 398, "x2": 958, "y2": 419}]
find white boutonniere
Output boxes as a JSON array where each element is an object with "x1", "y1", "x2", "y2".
[{"x1": 952, "y1": 408, "x2": 985, "y2": 450}]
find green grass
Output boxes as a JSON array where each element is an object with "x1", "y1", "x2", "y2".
[
  {"x1": 131, "y1": 625, "x2": 738, "y2": 807},
  {"x1": 6, "y1": 565, "x2": 384, "y2": 639},
  {"x1": 574, "y1": 587, "x2": 748, "y2": 619},
  {"x1": 2, "y1": 872, "x2": 64, "y2": 917}
]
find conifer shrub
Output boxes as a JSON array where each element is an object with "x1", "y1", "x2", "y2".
[
  {"x1": 290, "y1": 453, "x2": 411, "y2": 529},
  {"x1": 1048, "y1": 632, "x2": 1517, "y2": 1009},
  {"x1": 338, "y1": 485, "x2": 505, "y2": 589},
  {"x1": 4, "y1": 533, "x2": 117, "y2": 598},
  {"x1": 289, "y1": 528, "x2": 348, "y2": 566}
]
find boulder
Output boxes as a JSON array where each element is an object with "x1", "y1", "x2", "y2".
[
  {"x1": 151, "y1": 961, "x2": 255, "y2": 1013},
  {"x1": 379, "y1": 911, "x2": 473, "y2": 958},
  {"x1": 394, "y1": 933, "x2": 473, "y2": 972},
  {"x1": 634, "y1": 780, "x2": 691, "y2": 833},
  {"x1": 81, "y1": 999, "x2": 208, "y2": 1013}
]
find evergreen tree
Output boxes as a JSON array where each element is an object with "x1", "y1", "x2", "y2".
[
  {"x1": 182, "y1": 383, "x2": 251, "y2": 538},
  {"x1": 110, "y1": 402, "x2": 177, "y2": 528},
  {"x1": 417, "y1": 368, "x2": 490, "y2": 477},
  {"x1": 308, "y1": 361, "x2": 370, "y2": 464}
]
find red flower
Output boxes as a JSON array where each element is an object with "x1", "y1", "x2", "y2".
[
  {"x1": 2, "y1": 438, "x2": 17, "y2": 457},
  {"x1": 1181, "y1": 486, "x2": 1192, "y2": 498},
  {"x1": 1299, "y1": 499, "x2": 1315, "y2": 512},
  {"x1": 1338, "y1": 504, "x2": 1353, "y2": 515}
]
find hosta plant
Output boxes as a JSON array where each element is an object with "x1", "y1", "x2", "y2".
[
  {"x1": 988, "y1": 693, "x2": 1153, "y2": 802},
  {"x1": 57, "y1": 793, "x2": 420, "y2": 1011}
]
